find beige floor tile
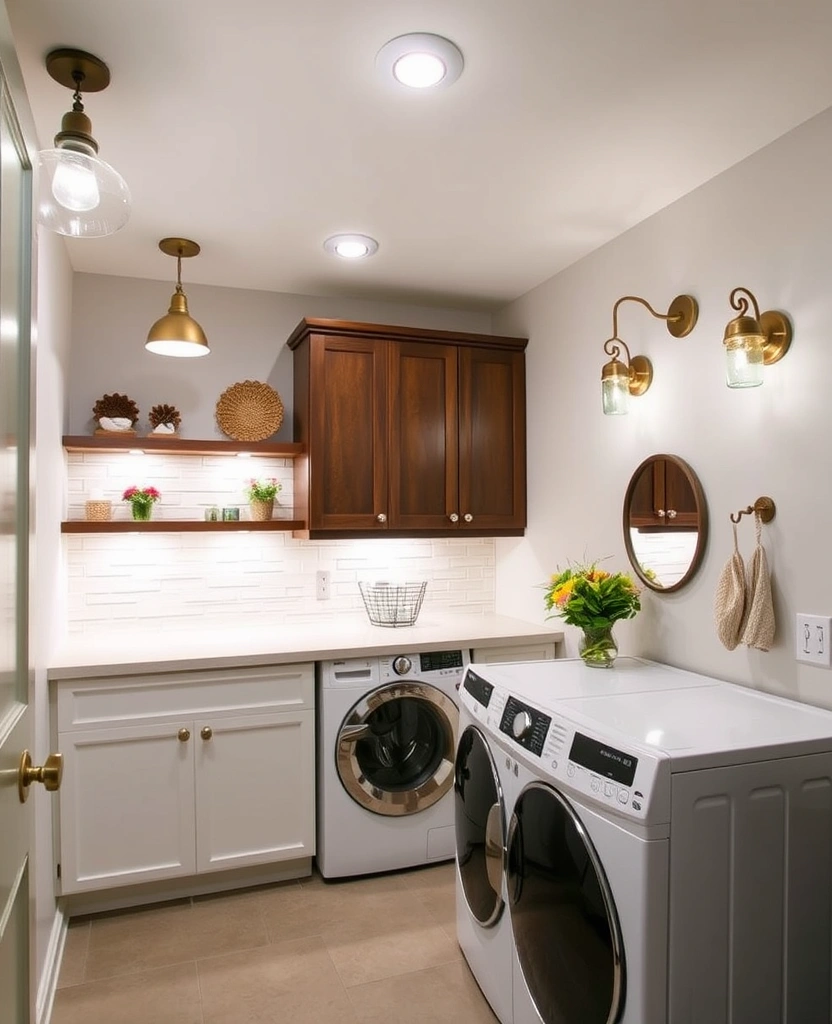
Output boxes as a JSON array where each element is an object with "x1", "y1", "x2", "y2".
[
  {"x1": 198, "y1": 934, "x2": 361, "y2": 1024},
  {"x1": 85, "y1": 888, "x2": 268, "y2": 981},
  {"x1": 57, "y1": 919, "x2": 90, "y2": 989},
  {"x1": 300, "y1": 867, "x2": 411, "y2": 895},
  {"x1": 398, "y1": 862, "x2": 458, "y2": 930},
  {"x1": 348, "y1": 960, "x2": 499, "y2": 1023},
  {"x1": 51, "y1": 962, "x2": 202, "y2": 1024}
]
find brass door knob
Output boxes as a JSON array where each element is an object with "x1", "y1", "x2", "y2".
[
  {"x1": 667, "y1": 509, "x2": 677, "y2": 519},
  {"x1": 18, "y1": 750, "x2": 63, "y2": 804},
  {"x1": 657, "y1": 509, "x2": 666, "y2": 517},
  {"x1": 463, "y1": 513, "x2": 473, "y2": 523},
  {"x1": 449, "y1": 513, "x2": 459, "y2": 523},
  {"x1": 376, "y1": 513, "x2": 387, "y2": 523},
  {"x1": 178, "y1": 728, "x2": 191, "y2": 742},
  {"x1": 200, "y1": 726, "x2": 213, "y2": 740}
]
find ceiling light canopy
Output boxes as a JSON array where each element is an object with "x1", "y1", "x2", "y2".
[
  {"x1": 37, "y1": 48, "x2": 131, "y2": 238},
  {"x1": 146, "y1": 238, "x2": 209, "y2": 358},
  {"x1": 376, "y1": 33, "x2": 464, "y2": 90},
  {"x1": 324, "y1": 234, "x2": 379, "y2": 259}
]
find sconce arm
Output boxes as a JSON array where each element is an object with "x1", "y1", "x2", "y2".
[
  {"x1": 603, "y1": 335, "x2": 631, "y2": 364},
  {"x1": 729, "y1": 287, "x2": 761, "y2": 321}
]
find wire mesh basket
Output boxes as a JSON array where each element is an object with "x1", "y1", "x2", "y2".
[{"x1": 358, "y1": 581, "x2": 428, "y2": 628}]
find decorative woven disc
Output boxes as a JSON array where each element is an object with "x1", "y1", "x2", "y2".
[{"x1": 215, "y1": 381, "x2": 284, "y2": 442}]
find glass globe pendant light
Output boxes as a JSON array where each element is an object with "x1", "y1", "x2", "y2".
[
  {"x1": 37, "y1": 49, "x2": 131, "y2": 238},
  {"x1": 146, "y1": 238, "x2": 210, "y2": 358}
]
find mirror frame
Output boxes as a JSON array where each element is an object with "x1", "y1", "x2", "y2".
[{"x1": 622, "y1": 453, "x2": 708, "y2": 594}]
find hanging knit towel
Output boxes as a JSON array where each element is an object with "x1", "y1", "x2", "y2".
[
  {"x1": 714, "y1": 522, "x2": 746, "y2": 651},
  {"x1": 740, "y1": 512, "x2": 775, "y2": 651}
]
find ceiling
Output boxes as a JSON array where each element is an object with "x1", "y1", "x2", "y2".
[{"x1": 7, "y1": 0, "x2": 832, "y2": 310}]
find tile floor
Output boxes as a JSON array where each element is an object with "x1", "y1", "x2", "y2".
[{"x1": 51, "y1": 862, "x2": 499, "y2": 1024}]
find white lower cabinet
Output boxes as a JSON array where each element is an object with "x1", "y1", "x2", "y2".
[
  {"x1": 471, "y1": 640, "x2": 558, "y2": 663},
  {"x1": 55, "y1": 663, "x2": 315, "y2": 895}
]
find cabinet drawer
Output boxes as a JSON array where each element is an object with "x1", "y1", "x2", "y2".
[
  {"x1": 471, "y1": 642, "x2": 557, "y2": 664},
  {"x1": 57, "y1": 663, "x2": 315, "y2": 731}
]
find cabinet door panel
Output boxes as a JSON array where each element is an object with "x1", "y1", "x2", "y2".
[
  {"x1": 309, "y1": 335, "x2": 387, "y2": 529},
  {"x1": 458, "y1": 347, "x2": 526, "y2": 529},
  {"x1": 194, "y1": 710, "x2": 315, "y2": 873},
  {"x1": 389, "y1": 342, "x2": 458, "y2": 529},
  {"x1": 59, "y1": 723, "x2": 196, "y2": 893}
]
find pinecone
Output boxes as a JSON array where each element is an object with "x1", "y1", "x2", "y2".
[
  {"x1": 148, "y1": 403, "x2": 182, "y2": 430},
  {"x1": 92, "y1": 393, "x2": 139, "y2": 424}
]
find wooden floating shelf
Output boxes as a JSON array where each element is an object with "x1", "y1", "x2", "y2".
[
  {"x1": 63, "y1": 435, "x2": 304, "y2": 457},
  {"x1": 61, "y1": 520, "x2": 306, "y2": 534}
]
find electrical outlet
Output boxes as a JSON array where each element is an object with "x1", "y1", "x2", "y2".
[
  {"x1": 795, "y1": 613, "x2": 832, "y2": 667},
  {"x1": 316, "y1": 570, "x2": 330, "y2": 601}
]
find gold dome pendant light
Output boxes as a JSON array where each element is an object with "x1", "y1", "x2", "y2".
[
  {"x1": 37, "y1": 48, "x2": 131, "y2": 237},
  {"x1": 146, "y1": 238, "x2": 210, "y2": 358}
]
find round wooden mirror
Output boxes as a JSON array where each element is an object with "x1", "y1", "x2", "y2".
[{"x1": 622, "y1": 454, "x2": 708, "y2": 593}]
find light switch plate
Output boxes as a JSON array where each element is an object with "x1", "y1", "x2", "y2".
[{"x1": 795, "y1": 613, "x2": 832, "y2": 667}]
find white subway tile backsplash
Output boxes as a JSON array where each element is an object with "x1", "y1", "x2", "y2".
[{"x1": 65, "y1": 452, "x2": 496, "y2": 635}]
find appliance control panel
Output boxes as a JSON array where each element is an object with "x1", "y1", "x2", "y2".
[
  {"x1": 379, "y1": 649, "x2": 470, "y2": 683},
  {"x1": 462, "y1": 669, "x2": 494, "y2": 708},
  {"x1": 499, "y1": 696, "x2": 552, "y2": 757}
]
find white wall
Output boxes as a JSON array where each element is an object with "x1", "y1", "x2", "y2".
[
  {"x1": 69, "y1": 275, "x2": 492, "y2": 437},
  {"x1": 32, "y1": 229, "x2": 72, "y2": 1002},
  {"x1": 494, "y1": 105, "x2": 832, "y2": 708}
]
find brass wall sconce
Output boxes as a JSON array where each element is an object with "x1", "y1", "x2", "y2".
[
  {"x1": 722, "y1": 287, "x2": 791, "y2": 388},
  {"x1": 37, "y1": 48, "x2": 131, "y2": 237},
  {"x1": 601, "y1": 294, "x2": 698, "y2": 415},
  {"x1": 146, "y1": 238, "x2": 210, "y2": 357}
]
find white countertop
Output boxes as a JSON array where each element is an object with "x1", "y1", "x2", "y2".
[{"x1": 49, "y1": 614, "x2": 564, "y2": 680}]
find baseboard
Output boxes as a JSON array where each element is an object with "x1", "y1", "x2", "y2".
[{"x1": 36, "y1": 906, "x2": 67, "y2": 1024}]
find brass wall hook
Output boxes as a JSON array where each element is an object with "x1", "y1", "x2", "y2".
[{"x1": 730, "y1": 496, "x2": 775, "y2": 524}]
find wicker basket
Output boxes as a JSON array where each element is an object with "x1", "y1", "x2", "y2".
[
  {"x1": 358, "y1": 581, "x2": 428, "y2": 628},
  {"x1": 85, "y1": 500, "x2": 113, "y2": 522}
]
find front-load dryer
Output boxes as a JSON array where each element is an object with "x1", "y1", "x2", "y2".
[
  {"x1": 317, "y1": 649, "x2": 467, "y2": 878},
  {"x1": 464, "y1": 657, "x2": 832, "y2": 1024}
]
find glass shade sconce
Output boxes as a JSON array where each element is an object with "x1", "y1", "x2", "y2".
[
  {"x1": 601, "y1": 294, "x2": 698, "y2": 415},
  {"x1": 37, "y1": 49, "x2": 131, "y2": 237},
  {"x1": 146, "y1": 238, "x2": 210, "y2": 357},
  {"x1": 722, "y1": 287, "x2": 791, "y2": 388}
]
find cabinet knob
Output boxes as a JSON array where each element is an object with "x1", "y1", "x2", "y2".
[
  {"x1": 376, "y1": 513, "x2": 387, "y2": 523},
  {"x1": 449, "y1": 513, "x2": 459, "y2": 523},
  {"x1": 18, "y1": 750, "x2": 62, "y2": 804},
  {"x1": 667, "y1": 509, "x2": 677, "y2": 519},
  {"x1": 200, "y1": 726, "x2": 213, "y2": 741},
  {"x1": 656, "y1": 509, "x2": 666, "y2": 518},
  {"x1": 178, "y1": 728, "x2": 191, "y2": 742},
  {"x1": 463, "y1": 513, "x2": 473, "y2": 523}
]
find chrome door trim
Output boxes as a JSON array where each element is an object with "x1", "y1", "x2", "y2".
[
  {"x1": 455, "y1": 724, "x2": 506, "y2": 928},
  {"x1": 508, "y1": 781, "x2": 625, "y2": 1024},
  {"x1": 336, "y1": 682, "x2": 458, "y2": 817}
]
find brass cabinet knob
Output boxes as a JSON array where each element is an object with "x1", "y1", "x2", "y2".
[
  {"x1": 449, "y1": 513, "x2": 459, "y2": 523},
  {"x1": 376, "y1": 513, "x2": 387, "y2": 523},
  {"x1": 667, "y1": 509, "x2": 677, "y2": 519},
  {"x1": 657, "y1": 509, "x2": 666, "y2": 517},
  {"x1": 18, "y1": 750, "x2": 63, "y2": 804},
  {"x1": 178, "y1": 728, "x2": 191, "y2": 742},
  {"x1": 463, "y1": 513, "x2": 473, "y2": 523},
  {"x1": 200, "y1": 726, "x2": 213, "y2": 740}
]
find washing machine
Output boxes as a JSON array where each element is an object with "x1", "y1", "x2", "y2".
[
  {"x1": 317, "y1": 649, "x2": 468, "y2": 878},
  {"x1": 457, "y1": 657, "x2": 832, "y2": 1024}
]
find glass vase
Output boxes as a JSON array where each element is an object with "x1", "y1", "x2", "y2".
[
  {"x1": 579, "y1": 625, "x2": 618, "y2": 668},
  {"x1": 131, "y1": 502, "x2": 153, "y2": 522}
]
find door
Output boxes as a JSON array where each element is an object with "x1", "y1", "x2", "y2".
[
  {"x1": 0, "y1": 43, "x2": 34, "y2": 1024},
  {"x1": 308, "y1": 333, "x2": 388, "y2": 530},
  {"x1": 458, "y1": 345, "x2": 526, "y2": 530},
  {"x1": 336, "y1": 683, "x2": 457, "y2": 816},
  {"x1": 507, "y1": 782, "x2": 624, "y2": 1024},
  {"x1": 195, "y1": 710, "x2": 315, "y2": 872},
  {"x1": 388, "y1": 341, "x2": 459, "y2": 530},
  {"x1": 454, "y1": 725, "x2": 505, "y2": 926}
]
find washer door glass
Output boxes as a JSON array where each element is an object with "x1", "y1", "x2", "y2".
[
  {"x1": 454, "y1": 725, "x2": 505, "y2": 927},
  {"x1": 507, "y1": 782, "x2": 624, "y2": 1024},
  {"x1": 336, "y1": 682, "x2": 457, "y2": 817}
]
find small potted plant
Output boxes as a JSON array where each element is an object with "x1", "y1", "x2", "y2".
[
  {"x1": 542, "y1": 560, "x2": 641, "y2": 668},
  {"x1": 122, "y1": 486, "x2": 161, "y2": 522},
  {"x1": 244, "y1": 477, "x2": 282, "y2": 521}
]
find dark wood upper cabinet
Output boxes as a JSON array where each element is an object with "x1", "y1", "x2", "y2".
[{"x1": 288, "y1": 318, "x2": 527, "y2": 538}]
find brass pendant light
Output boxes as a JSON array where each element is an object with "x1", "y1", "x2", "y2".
[
  {"x1": 37, "y1": 48, "x2": 131, "y2": 237},
  {"x1": 146, "y1": 239, "x2": 210, "y2": 358}
]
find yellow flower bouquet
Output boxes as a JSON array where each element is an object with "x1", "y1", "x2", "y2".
[{"x1": 543, "y1": 561, "x2": 640, "y2": 667}]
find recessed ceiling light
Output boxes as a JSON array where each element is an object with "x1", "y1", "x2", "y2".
[
  {"x1": 324, "y1": 234, "x2": 379, "y2": 259},
  {"x1": 376, "y1": 33, "x2": 464, "y2": 91}
]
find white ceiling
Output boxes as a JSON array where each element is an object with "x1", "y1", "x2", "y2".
[{"x1": 7, "y1": 0, "x2": 832, "y2": 310}]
